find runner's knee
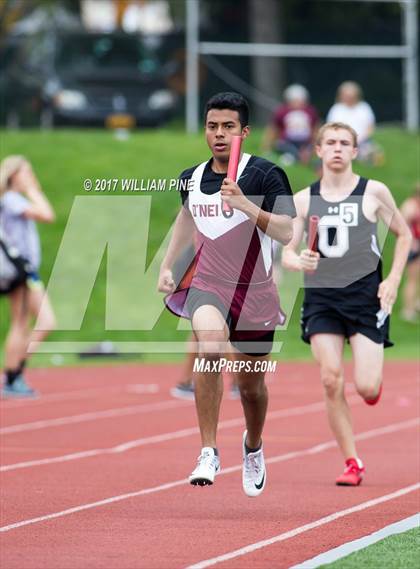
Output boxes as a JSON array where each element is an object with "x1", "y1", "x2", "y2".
[
  {"x1": 238, "y1": 378, "x2": 266, "y2": 402},
  {"x1": 196, "y1": 331, "x2": 226, "y2": 359},
  {"x1": 320, "y1": 365, "x2": 343, "y2": 396},
  {"x1": 354, "y1": 367, "x2": 382, "y2": 399},
  {"x1": 356, "y1": 381, "x2": 380, "y2": 400}
]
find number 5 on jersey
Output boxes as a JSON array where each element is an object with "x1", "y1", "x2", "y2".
[{"x1": 340, "y1": 203, "x2": 358, "y2": 226}]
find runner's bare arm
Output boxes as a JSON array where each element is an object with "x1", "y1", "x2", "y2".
[
  {"x1": 247, "y1": 208, "x2": 293, "y2": 245},
  {"x1": 400, "y1": 196, "x2": 417, "y2": 224},
  {"x1": 158, "y1": 207, "x2": 195, "y2": 293},
  {"x1": 370, "y1": 181, "x2": 412, "y2": 312},
  {"x1": 220, "y1": 177, "x2": 293, "y2": 244},
  {"x1": 282, "y1": 189, "x2": 319, "y2": 272}
]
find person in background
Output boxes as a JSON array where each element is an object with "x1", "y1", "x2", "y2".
[
  {"x1": 0, "y1": 156, "x2": 56, "y2": 398},
  {"x1": 327, "y1": 81, "x2": 383, "y2": 164},
  {"x1": 262, "y1": 84, "x2": 319, "y2": 166},
  {"x1": 122, "y1": 0, "x2": 173, "y2": 34},
  {"x1": 400, "y1": 183, "x2": 420, "y2": 322},
  {"x1": 81, "y1": 0, "x2": 118, "y2": 32}
]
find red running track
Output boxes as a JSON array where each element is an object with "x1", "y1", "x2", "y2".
[{"x1": 0, "y1": 361, "x2": 419, "y2": 569}]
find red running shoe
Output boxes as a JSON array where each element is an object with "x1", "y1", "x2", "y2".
[
  {"x1": 365, "y1": 384, "x2": 383, "y2": 406},
  {"x1": 336, "y1": 458, "x2": 365, "y2": 486}
]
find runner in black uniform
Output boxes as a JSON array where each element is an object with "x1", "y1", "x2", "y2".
[
  {"x1": 302, "y1": 175, "x2": 392, "y2": 348},
  {"x1": 158, "y1": 93, "x2": 295, "y2": 495},
  {"x1": 282, "y1": 122, "x2": 411, "y2": 486}
]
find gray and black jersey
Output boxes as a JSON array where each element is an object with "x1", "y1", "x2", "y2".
[{"x1": 304, "y1": 177, "x2": 382, "y2": 308}]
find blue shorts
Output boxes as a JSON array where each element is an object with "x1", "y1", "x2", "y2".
[{"x1": 26, "y1": 271, "x2": 43, "y2": 290}]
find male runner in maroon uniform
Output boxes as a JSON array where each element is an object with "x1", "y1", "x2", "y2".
[
  {"x1": 400, "y1": 184, "x2": 420, "y2": 321},
  {"x1": 158, "y1": 92, "x2": 295, "y2": 496},
  {"x1": 282, "y1": 122, "x2": 411, "y2": 485}
]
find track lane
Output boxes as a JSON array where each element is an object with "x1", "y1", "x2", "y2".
[
  {"x1": 0, "y1": 362, "x2": 418, "y2": 568},
  {"x1": 1, "y1": 427, "x2": 418, "y2": 569},
  {"x1": 3, "y1": 391, "x2": 417, "y2": 524}
]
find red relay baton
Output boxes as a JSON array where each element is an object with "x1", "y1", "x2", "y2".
[
  {"x1": 308, "y1": 215, "x2": 319, "y2": 252},
  {"x1": 307, "y1": 215, "x2": 319, "y2": 275},
  {"x1": 223, "y1": 135, "x2": 242, "y2": 216}
]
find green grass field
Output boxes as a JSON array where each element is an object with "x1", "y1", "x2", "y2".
[
  {"x1": 321, "y1": 527, "x2": 420, "y2": 569},
  {"x1": 0, "y1": 126, "x2": 419, "y2": 366}
]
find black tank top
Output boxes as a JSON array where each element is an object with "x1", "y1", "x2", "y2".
[{"x1": 304, "y1": 177, "x2": 382, "y2": 307}]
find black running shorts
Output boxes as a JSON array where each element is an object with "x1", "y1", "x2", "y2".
[
  {"x1": 301, "y1": 303, "x2": 393, "y2": 348},
  {"x1": 186, "y1": 287, "x2": 275, "y2": 356}
]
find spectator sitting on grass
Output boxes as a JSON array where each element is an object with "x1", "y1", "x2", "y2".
[{"x1": 262, "y1": 84, "x2": 319, "y2": 167}]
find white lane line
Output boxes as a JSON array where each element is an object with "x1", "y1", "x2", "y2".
[
  {"x1": 0, "y1": 399, "x2": 191, "y2": 435},
  {"x1": 1, "y1": 388, "x2": 352, "y2": 437},
  {"x1": 0, "y1": 384, "x2": 159, "y2": 407},
  {"x1": 0, "y1": 383, "x2": 399, "y2": 435},
  {"x1": 125, "y1": 384, "x2": 159, "y2": 394},
  {"x1": 1, "y1": 390, "x2": 417, "y2": 472},
  {"x1": 0, "y1": 399, "x2": 331, "y2": 472},
  {"x1": 0, "y1": 477, "x2": 187, "y2": 533},
  {"x1": 185, "y1": 485, "x2": 420, "y2": 569},
  {"x1": 0, "y1": 418, "x2": 418, "y2": 533},
  {"x1": 304, "y1": 417, "x2": 420, "y2": 455},
  {"x1": 290, "y1": 513, "x2": 420, "y2": 568},
  {"x1": 113, "y1": 399, "x2": 331, "y2": 452},
  {"x1": 239, "y1": 417, "x2": 419, "y2": 471}
]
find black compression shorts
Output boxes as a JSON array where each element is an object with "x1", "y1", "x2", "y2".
[{"x1": 186, "y1": 287, "x2": 275, "y2": 356}]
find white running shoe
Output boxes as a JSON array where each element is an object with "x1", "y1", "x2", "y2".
[
  {"x1": 242, "y1": 431, "x2": 266, "y2": 497},
  {"x1": 189, "y1": 447, "x2": 220, "y2": 486}
]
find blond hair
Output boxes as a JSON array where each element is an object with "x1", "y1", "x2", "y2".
[
  {"x1": 337, "y1": 81, "x2": 363, "y2": 102},
  {"x1": 316, "y1": 122, "x2": 358, "y2": 147},
  {"x1": 0, "y1": 155, "x2": 30, "y2": 196}
]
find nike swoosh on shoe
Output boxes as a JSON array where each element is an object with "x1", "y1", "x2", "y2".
[{"x1": 254, "y1": 472, "x2": 265, "y2": 490}]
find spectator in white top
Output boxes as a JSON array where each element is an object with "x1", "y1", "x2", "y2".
[
  {"x1": 122, "y1": 0, "x2": 174, "y2": 34},
  {"x1": 81, "y1": 0, "x2": 117, "y2": 32},
  {"x1": 327, "y1": 81, "x2": 383, "y2": 164},
  {"x1": 0, "y1": 156, "x2": 56, "y2": 398}
]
